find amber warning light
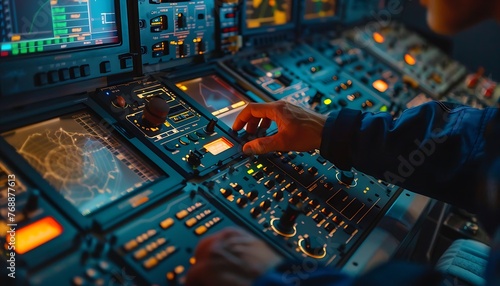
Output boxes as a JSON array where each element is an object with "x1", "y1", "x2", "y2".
[{"x1": 6, "y1": 216, "x2": 63, "y2": 255}]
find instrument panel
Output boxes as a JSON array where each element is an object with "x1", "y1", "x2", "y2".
[{"x1": 1, "y1": 0, "x2": 497, "y2": 285}]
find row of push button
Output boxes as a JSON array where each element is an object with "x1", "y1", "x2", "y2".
[{"x1": 34, "y1": 58, "x2": 133, "y2": 87}]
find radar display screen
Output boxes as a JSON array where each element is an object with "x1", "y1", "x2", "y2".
[
  {"x1": 2, "y1": 110, "x2": 162, "y2": 216},
  {"x1": 304, "y1": 0, "x2": 336, "y2": 20},
  {"x1": 246, "y1": 0, "x2": 293, "y2": 29},
  {"x1": 0, "y1": 0, "x2": 120, "y2": 58},
  {"x1": 176, "y1": 74, "x2": 249, "y2": 127}
]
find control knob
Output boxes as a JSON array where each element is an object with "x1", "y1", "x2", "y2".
[
  {"x1": 340, "y1": 170, "x2": 354, "y2": 185},
  {"x1": 142, "y1": 97, "x2": 169, "y2": 128},
  {"x1": 273, "y1": 203, "x2": 301, "y2": 236},
  {"x1": 300, "y1": 236, "x2": 326, "y2": 258}
]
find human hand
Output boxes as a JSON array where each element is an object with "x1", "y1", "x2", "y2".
[
  {"x1": 185, "y1": 227, "x2": 283, "y2": 286},
  {"x1": 232, "y1": 101, "x2": 327, "y2": 155}
]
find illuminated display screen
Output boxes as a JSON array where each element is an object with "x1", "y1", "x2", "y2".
[
  {"x1": 2, "y1": 110, "x2": 162, "y2": 216},
  {"x1": 204, "y1": 138, "x2": 234, "y2": 155},
  {"x1": 304, "y1": 0, "x2": 336, "y2": 20},
  {"x1": 176, "y1": 74, "x2": 250, "y2": 127},
  {"x1": 246, "y1": 0, "x2": 293, "y2": 29},
  {"x1": 0, "y1": 0, "x2": 120, "y2": 58},
  {"x1": 8, "y1": 217, "x2": 63, "y2": 254}
]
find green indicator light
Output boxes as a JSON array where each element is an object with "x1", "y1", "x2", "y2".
[
  {"x1": 69, "y1": 37, "x2": 75, "y2": 42},
  {"x1": 54, "y1": 15, "x2": 66, "y2": 21},
  {"x1": 380, "y1": 105, "x2": 388, "y2": 112},
  {"x1": 20, "y1": 48, "x2": 27, "y2": 54},
  {"x1": 29, "y1": 46, "x2": 35, "y2": 53},
  {"x1": 54, "y1": 22, "x2": 67, "y2": 28},
  {"x1": 20, "y1": 42, "x2": 27, "y2": 48},
  {"x1": 247, "y1": 169, "x2": 255, "y2": 175},
  {"x1": 29, "y1": 41, "x2": 35, "y2": 47},
  {"x1": 274, "y1": 71, "x2": 282, "y2": 77},
  {"x1": 12, "y1": 49, "x2": 19, "y2": 55},
  {"x1": 55, "y1": 29, "x2": 68, "y2": 35},
  {"x1": 53, "y1": 7, "x2": 66, "y2": 13}
]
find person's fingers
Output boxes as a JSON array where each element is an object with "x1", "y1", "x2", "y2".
[
  {"x1": 193, "y1": 228, "x2": 236, "y2": 259},
  {"x1": 242, "y1": 134, "x2": 281, "y2": 155},
  {"x1": 259, "y1": 118, "x2": 272, "y2": 130},
  {"x1": 232, "y1": 103, "x2": 277, "y2": 131},
  {"x1": 245, "y1": 117, "x2": 262, "y2": 134},
  {"x1": 184, "y1": 261, "x2": 208, "y2": 286}
]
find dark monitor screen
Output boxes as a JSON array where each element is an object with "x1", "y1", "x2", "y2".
[
  {"x1": 2, "y1": 110, "x2": 162, "y2": 216},
  {"x1": 304, "y1": 0, "x2": 337, "y2": 20},
  {"x1": 176, "y1": 74, "x2": 250, "y2": 128},
  {"x1": 0, "y1": 0, "x2": 120, "y2": 58},
  {"x1": 245, "y1": 0, "x2": 293, "y2": 29}
]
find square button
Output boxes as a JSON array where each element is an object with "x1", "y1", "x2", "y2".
[
  {"x1": 48, "y1": 70, "x2": 59, "y2": 83},
  {"x1": 80, "y1": 64, "x2": 91, "y2": 77},
  {"x1": 120, "y1": 57, "x2": 133, "y2": 69},
  {"x1": 34, "y1": 72, "x2": 48, "y2": 86},
  {"x1": 100, "y1": 61, "x2": 111, "y2": 73},
  {"x1": 59, "y1": 68, "x2": 70, "y2": 81},
  {"x1": 69, "y1": 66, "x2": 81, "y2": 79}
]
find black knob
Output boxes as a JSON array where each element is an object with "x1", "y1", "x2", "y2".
[
  {"x1": 236, "y1": 197, "x2": 248, "y2": 208},
  {"x1": 187, "y1": 151, "x2": 202, "y2": 167},
  {"x1": 276, "y1": 203, "x2": 301, "y2": 235},
  {"x1": 273, "y1": 190, "x2": 284, "y2": 201},
  {"x1": 247, "y1": 190, "x2": 259, "y2": 201},
  {"x1": 260, "y1": 199, "x2": 271, "y2": 211},
  {"x1": 205, "y1": 118, "x2": 217, "y2": 134},
  {"x1": 340, "y1": 171, "x2": 354, "y2": 185},
  {"x1": 250, "y1": 207, "x2": 261, "y2": 218},
  {"x1": 142, "y1": 97, "x2": 169, "y2": 128},
  {"x1": 302, "y1": 236, "x2": 325, "y2": 257},
  {"x1": 24, "y1": 189, "x2": 40, "y2": 212},
  {"x1": 220, "y1": 188, "x2": 232, "y2": 198},
  {"x1": 309, "y1": 91, "x2": 324, "y2": 104}
]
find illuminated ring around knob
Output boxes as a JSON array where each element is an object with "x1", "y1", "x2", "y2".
[
  {"x1": 335, "y1": 171, "x2": 358, "y2": 187},
  {"x1": 298, "y1": 238, "x2": 327, "y2": 259},
  {"x1": 270, "y1": 218, "x2": 296, "y2": 237}
]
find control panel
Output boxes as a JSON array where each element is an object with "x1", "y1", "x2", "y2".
[
  {"x1": 202, "y1": 150, "x2": 400, "y2": 266},
  {"x1": 139, "y1": 0, "x2": 216, "y2": 68},
  {"x1": 2, "y1": 0, "x2": 495, "y2": 284},
  {"x1": 309, "y1": 35, "x2": 435, "y2": 114},
  {"x1": 346, "y1": 22, "x2": 467, "y2": 97},
  {"x1": 92, "y1": 77, "x2": 242, "y2": 177},
  {"x1": 221, "y1": 43, "x2": 390, "y2": 114}
]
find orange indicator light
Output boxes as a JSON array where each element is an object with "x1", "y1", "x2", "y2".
[
  {"x1": 404, "y1": 54, "x2": 416, "y2": 66},
  {"x1": 10, "y1": 217, "x2": 63, "y2": 254},
  {"x1": 372, "y1": 32, "x2": 384, "y2": 44},
  {"x1": 372, "y1": 79, "x2": 389, "y2": 93}
]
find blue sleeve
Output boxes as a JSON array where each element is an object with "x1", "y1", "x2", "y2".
[{"x1": 319, "y1": 101, "x2": 498, "y2": 213}]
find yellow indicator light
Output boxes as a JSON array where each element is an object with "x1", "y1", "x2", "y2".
[
  {"x1": 247, "y1": 169, "x2": 255, "y2": 175},
  {"x1": 404, "y1": 53, "x2": 416, "y2": 66},
  {"x1": 323, "y1": 98, "x2": 332, "y2": 105},
  {"x1": 9, "y1": 217, "x2": 63, "y2": 254},
  {"x1": 380, "y1": 105, "x2": 388, "y2": 112},
  {"x1": 204, "y1": 137, "x2": 234, "y2": 155},
  {"x1": 257, "y1": 164, "x2": 263, "y2": 169},
  {"x1": 373, "y1": 32, "x2": 384, "y2": 44},
  {"x1": 372, "y1": 79, "x2": 389, "y2": 93},
  {"x1": 11, "y1": 35, "x2": 21, "y2": 41}
]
